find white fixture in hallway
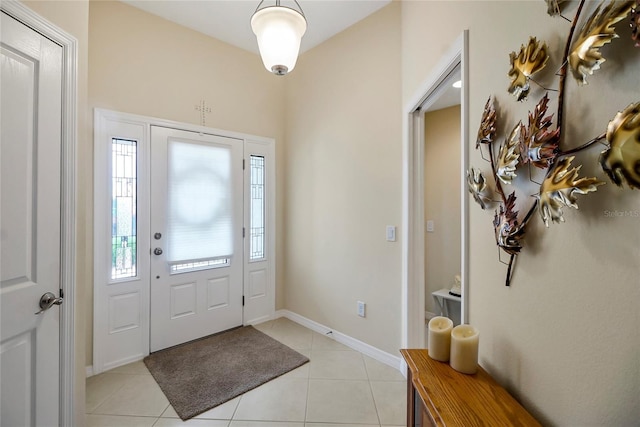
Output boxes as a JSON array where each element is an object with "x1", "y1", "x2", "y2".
[{"x1": 251, "y1": 0, "x2": 307, "y2": 75}]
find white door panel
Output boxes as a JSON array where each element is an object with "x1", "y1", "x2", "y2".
[
  {"x1": 150, "y1": 126, "x2": 243, "y2": 352},
  {"x1": 93, "y1": 117, "x2": 149, "y2": 373},
  {"x1": 1, "y1": 11, "x2": 62, "y2": 426}
]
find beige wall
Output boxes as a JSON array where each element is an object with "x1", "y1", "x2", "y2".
[
  {"x1": 284, "y1": 2, "x2": 403, "y2": 355},
  {"x1": 86, "y1": 1, "x2": 286, "y2": 365},
  {"x1": 403, "y1": 1, "x2": 639, "y2": 425},
  {"x1": 25, "y1": 1, "x2": 638, "y2": 424},
  {"x1": 21, "y1": 1, "x2": 90, "y2": 424},
  {"x1": 424, "y1": 106, "x2": 461, "y2": 317}
]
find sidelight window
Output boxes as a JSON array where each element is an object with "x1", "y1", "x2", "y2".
[
  {"x1": 111, "y1": 138, "x2": 137, "y2": 279},
  {"x1": 250, "y1": 155, "x2": 265, "y2": 260}
]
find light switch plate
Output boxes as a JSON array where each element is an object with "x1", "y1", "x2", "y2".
[
  {"x1": 426, "y1": 220, "x2": 434, "y2": 233},
  {"x1": 357, "y1": 301, "x2": 366, "y2": 317},
  {"x1": 386, "y1": 225, "x2": 396, "y2": 242}
]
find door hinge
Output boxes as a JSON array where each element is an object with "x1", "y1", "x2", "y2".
[
  {"x1": 243, "y1": 227, "x2": 246, "y2": 238},
  {"x1": 243, "y1": 158, "x2": 245, "y2": 170},
  {"x1": 60, "y1": 288, "x2": 64, "y2": 299},
  {"x1": 242, "y1": 295, "x2": 245, "y2": 306}
]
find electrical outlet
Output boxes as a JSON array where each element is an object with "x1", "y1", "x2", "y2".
[{"x1": 357, "y1": 301, "x2": 366, "y2": 317}]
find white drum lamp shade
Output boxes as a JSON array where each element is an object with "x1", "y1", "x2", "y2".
[{"x1": 251, "y1": 5, "x2": 307, "y2": 75}]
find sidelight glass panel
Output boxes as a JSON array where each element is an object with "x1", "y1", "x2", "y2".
[
  {"x1": 167, "y1": 140, "x2": 233, "y2": 263},
  {"x1": 111, "y1": 138, "x2": 137, "y2": 279},
  {"x1": 250, "y1": 155, "x2": 265, "y2": 260}
]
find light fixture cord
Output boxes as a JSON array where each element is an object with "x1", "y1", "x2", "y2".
[
  {"x1": 253, "y1": 0, "x2": 305, "y2": 17},
  {"x1": 293, "y1": 0, "x2": 305, "y2": 17}
]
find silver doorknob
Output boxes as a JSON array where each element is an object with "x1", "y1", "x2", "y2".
[
  {"x1": 35, "y1": 292, "x2": 63, "y2": 315},
  {"x1": 154, "y1": 248, "x2": 163, "y2": 255}
]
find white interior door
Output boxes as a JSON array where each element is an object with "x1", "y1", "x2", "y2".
[
  {"x1": 1, "y1": 11, "x2": 63, "y2": 426},
  {"x1": 150, "y1": 126, "x2": 244, "y2": 352}
]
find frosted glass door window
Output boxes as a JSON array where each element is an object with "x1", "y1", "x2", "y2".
[{"x1": 167, "y1": 140, "x2": 233, "y2": 263}]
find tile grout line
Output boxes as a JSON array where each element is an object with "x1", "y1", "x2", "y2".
[
  {"x1": 229, "y1": 392, "x2": 242, "y2": 422},
  {"x1": 87, "y1": 318, "x2": 403, "y2": 426},
  {"x1": 363, "y1": 351, "x2": 383, "y2": 427}
]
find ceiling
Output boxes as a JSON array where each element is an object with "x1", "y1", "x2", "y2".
[
  {"x1": 425, "y1": 68, "x2": 462, "y2": 112},
  {"x1": 122, "y1": 0, "x2": 391, "y2": 55},
  {"x1": 121, "y1": 0, "x2": 461, "y2": 109}
]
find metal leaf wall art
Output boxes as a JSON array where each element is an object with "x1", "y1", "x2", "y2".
[
  {"x1": 468, "y1": 0, "x2": 638, "y2": 286},
  {"x1": 568, "y1": 0, "x2": 635, "y2": 85},
  {"x1": 631, "y1": 1, "x2": 640, "y2": 46},
  {"x1": 538, "y1": 156, "x2": 605, "y2": 226},
  {"x1": 467, "y1": 168, "x2": 494, "y2": 210},
  {"x1": 493, "y1": 193, "x2": 527, "y2": 255},
  {"x1": 508, "y1": 37, "x2": 550, "y2": 101},
  {"x1": 476, "y1": 97, "x2": 497, "y2": 148},
  {"x1": 546, "y1": 0, "x2": 569, "y2": 16},
  {"x1": 497, "y1": 123, "x2": 522, "y2": 185},
  {"x1": 599, "y1": 102, "x2": 640, "y2": 188},
  {"x1": 520, "y1": 94, "x2": 560, "y2": 168}
]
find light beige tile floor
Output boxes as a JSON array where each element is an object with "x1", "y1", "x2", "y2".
[{"x1": 86, "y1": 318, "x2": 406, "y2": 427}]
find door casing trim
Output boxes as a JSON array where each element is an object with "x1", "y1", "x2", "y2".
[
  {"x1": 0, "y1": 1, "x2": 78, "y2": 425},
  {"x1": 402, "y1": 31, "x2": 469, "y2": 350},
  {"x1": 93, "y1": 108, "x2": 276, "y2": 373}
]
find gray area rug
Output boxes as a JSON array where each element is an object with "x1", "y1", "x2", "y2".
[{"x1": 143, "y1": 325, "x2": 309, "y2": 420}]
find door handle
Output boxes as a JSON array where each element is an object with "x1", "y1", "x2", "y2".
[
  {"x1": 35, "y1": 292, "x2": 63, "y2": 315},
  {"x1": 154, "y1": 248, "x2": 163, "y2": 255}
]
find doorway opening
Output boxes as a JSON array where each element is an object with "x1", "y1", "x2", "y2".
[
  {"x1": 423, "y1": 67, "x2": 462, "y2": 329},
  {"x1": 402, "y1": 31, "x2": 469, "y2": 349}
]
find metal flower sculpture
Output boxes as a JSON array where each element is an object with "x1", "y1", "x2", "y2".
[
  {"x1": 467, "y1": 0, "x2": 638, "y2": 286},
  {"x1": 568, "y1": 0, "x2": 635, "y2": 85},
  {"x1": 538, "y1": 156, "x2": 605, "y2": 226},
  {"x1": 599, "y1": 102, "x2": 640, "y2": 188},
  {"x1": 508, "y1": 37, "x2": 550, "y2": 101}
]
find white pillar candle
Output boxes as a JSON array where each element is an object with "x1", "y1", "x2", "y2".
[
  {"x1": 450, "y1": 324, "x2": 479, "y2": 374},
  {"x1": 428, "y1": 316, "x2": 453, "y2": 362}
]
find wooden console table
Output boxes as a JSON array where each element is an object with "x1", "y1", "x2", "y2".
[{"x1": 400, "y1": 349, "x2": 540, "y2": 426}]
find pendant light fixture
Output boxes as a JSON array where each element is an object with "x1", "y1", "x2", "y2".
[{"x1": 251, "y1": 0, "x2": 307, "y2": 76}]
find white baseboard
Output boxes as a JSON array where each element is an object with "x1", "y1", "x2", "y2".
[
  {"x1": 88, "y1": 312, "x2": 405, "y2": 377},
  {"x1": 275, "y1": 309, "x2": 404, "y2": 374},
  {"x1": 244, "y1": 313, "x2": 273, "y2": 326},
  {"x1": 94, "y1": 353, "x2": 146, "y2": 376}
]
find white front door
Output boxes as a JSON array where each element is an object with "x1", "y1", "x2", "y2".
[
  {"x1": 149, "y1": 126, "x2": 244, "y2": 352},
  {"x1": 0, "y1": 11, "x2": 63, "y2": 426}
]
